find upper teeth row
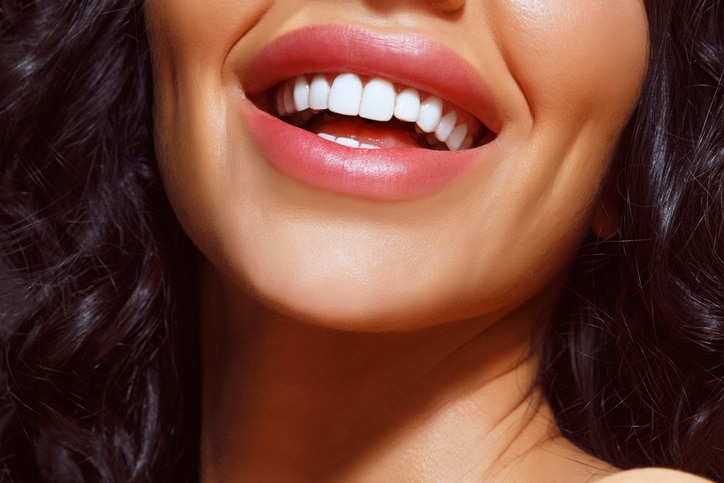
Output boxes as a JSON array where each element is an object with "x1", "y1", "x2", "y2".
[{"x1": 276, "y1": 73, "x2": 475, "y2": 151}]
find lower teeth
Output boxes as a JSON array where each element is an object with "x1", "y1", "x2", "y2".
[
  {"x1": 295, "y1": 112, "x2": 455, "y2": 150},
  {"x1": 317, "y1": 133, "x2": 381, "y2": 149}
]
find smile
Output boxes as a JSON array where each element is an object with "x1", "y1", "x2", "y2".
[
  {"x1": 238, "y1": 25, "x2": 502, "y2": 200},
  {"x1": 273, "y1": 73, "x2": 491, "y2": 151}
]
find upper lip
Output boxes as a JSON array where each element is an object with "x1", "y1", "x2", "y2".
[{"x1": 238, "y1": 24, "x2": 502, "y2": 135}]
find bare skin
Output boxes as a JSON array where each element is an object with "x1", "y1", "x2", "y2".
[
  {"x1": 601, "y1": 470, "x2": 712, "y2": 483},
  {"x1": 200, "y1": 284, "x2": 712, "y2": 483},
  {"x1": 200, "y1": 267, "x2": 614, "y2": 482},
  {"x1": 140, "y1": 0, "x2": 707, "y2": 480}
]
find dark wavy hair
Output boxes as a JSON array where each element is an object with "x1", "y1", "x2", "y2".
[
  {"x1": 0, "y1": 1, "x2": 200, "y2": 481},
  {"x1": 0, "y1": 0, "x2": 722, "y2": 481},
  {"x1": 541, "y1": 0, "x2": 724, "y2": 479}
]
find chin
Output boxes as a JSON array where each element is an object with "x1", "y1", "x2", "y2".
[
  {"x1": 241, "y1": 273, "x2": 428, "y2": 332},
  {"x1": 225, "y1": 259, "x2": 470, "y2": 332}
]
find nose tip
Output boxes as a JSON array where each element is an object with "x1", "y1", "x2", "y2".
[{"x1": 429, "y1": 0, "x2": 465, "y2": 13}]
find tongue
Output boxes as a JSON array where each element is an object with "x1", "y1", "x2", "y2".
[{"x1": 311, "y1": 118, "x2": 424, "y2": 149}]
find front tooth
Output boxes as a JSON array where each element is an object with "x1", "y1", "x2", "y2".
[
  {"x1": 335, "y1": 136, "x2": 360, "y2": 148},
  {"x1": 318, "y1": 133, "x2": 336, "y2": 142},
  {"x1": 416, "y1": 96, "x2": 443, "y2": 133},
  {"x1": 394, "y1": 88, "x2": 420, "y2": 122},
  {"x1": 293, "y1": 76, "x2": 310, "y2": 111},
  {"x1": 359, "y1": 78, "x2": 395, "y2": 121},
  {"x1": 359, "y1": 143, "x2": 381, "y2": 149},
  {"x1": 434, "y1": 111, "x2": 457, "y2": 143},
  {"x1": 328, "y1": 73, "x2": 363, "y2": 116},
  {"x1": 445, "y1": 124, "x2": 468, "y2": 151},
  {"x1": 309, "y1": 74, "x2": 331, "y2": 110}
]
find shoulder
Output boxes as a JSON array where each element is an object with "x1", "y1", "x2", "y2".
[{"x1": 597, "y1": 468, "x2": 713, "y2": 483}]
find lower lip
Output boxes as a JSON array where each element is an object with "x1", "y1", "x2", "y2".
[{"x1": 240, "y1": 100, "x2": 483, "y2": 200}]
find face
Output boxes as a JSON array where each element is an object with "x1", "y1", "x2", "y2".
[{"x1": 146, "y1": 0, "x2": 648, "y2": 330}]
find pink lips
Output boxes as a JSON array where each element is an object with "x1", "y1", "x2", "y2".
[{"x1": 239, "y1": 24, "x2": 500, "y2": 200}]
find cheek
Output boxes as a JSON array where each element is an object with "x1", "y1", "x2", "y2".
[
  {"x1": 145, "y1": 0, "x2": 268, "y2": 55},
  {"x1": 144, "y1": 0, "x2": 268, "y2": 252},
  {"x1": 491, "y1": 0, "x2": 649, "y2": 123},
  {"x1": 476, "y1": 0, "x2": 649, "y2": 257},
  {"x1": 144, "y1": 0, "x2": 272, "y2": 173}
]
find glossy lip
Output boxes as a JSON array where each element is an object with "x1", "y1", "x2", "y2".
[{"x1": 238, "y1": 24, "x2": 501, "y2": 200}]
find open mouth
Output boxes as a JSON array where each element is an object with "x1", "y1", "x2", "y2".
[
  {"x1": 240, "y1": 25, "x2": 502, "y2": 199},
  {"x1": 253, "y1": 72, "x2": 496, "y2": 151}
]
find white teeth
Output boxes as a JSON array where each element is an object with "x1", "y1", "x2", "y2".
[
  {"x1": 335, "y1": 136, "x2": 360, "y2": 148},
  {"x1": 359, "y1": 77, "x2": 395, "y2": 122},
  {"x1": 317, "y1": 133, "x2": 380, "y2": 149},
  {"x1": 293, "y1": 76, "x2": 310, "y2": 111},
  {"x1": 416, "y1": 96, "x2": 443, "y2": 133},
  {"x1": 328, "y1": 73, "x2": 363, "y2": 116},
  {"x1": 281, "y1": 73, "x2": 482, "y2": 151},
  {"x1": 434, "y1": 111, "x2": 457, "y2": 143},
  {"x1": 394, "y1": 87, "x2": 421, "y2": 122},
  {"x1": 445, "y1": 124, "x2": 468, "y2": 151},
  {"x1": 276, "y1": 83, "x2": 292, "y2": 116},
  {"x1": 309, "y1": 74, "x2": 331, "y2": 110},
  {"x1": 282, "y1": 83, "x2": 295, "y2": 114}
]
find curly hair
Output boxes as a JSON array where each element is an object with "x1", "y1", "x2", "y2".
[
  {"x1": 0, "y1": 0, "x2": 722, "y2": 481},
  {"x1": 541, "y1": 0, "x2": 724, "y2": 479},
  {"x1": 0, "y1": 1, "x2": 200, "y2": 481}
]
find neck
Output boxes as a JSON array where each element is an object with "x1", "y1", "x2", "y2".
[{"x1": 199, "y1": 266, "x2": 607, "y2": 481}]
